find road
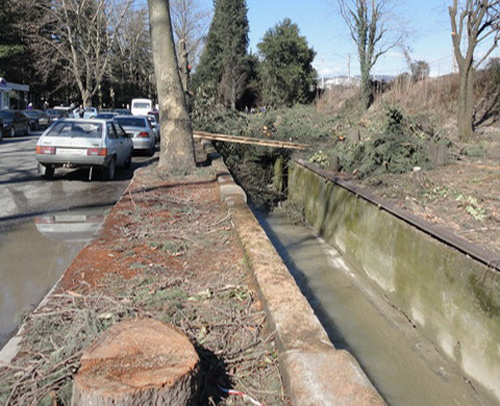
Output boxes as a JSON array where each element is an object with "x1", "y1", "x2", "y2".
[{"x1": 0, "y1": 132, "x2": 154, "y2": 347}]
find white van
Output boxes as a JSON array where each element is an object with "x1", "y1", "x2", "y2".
[{"x1": 131, "y1": 98, "x2": 153, "y2": 116}]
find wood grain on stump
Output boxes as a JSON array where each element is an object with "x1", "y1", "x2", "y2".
[{"x1": 71, "y1": 318, "x2": 199, "y2": 405}]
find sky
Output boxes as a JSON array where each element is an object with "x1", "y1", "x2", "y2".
[{"x1": 195, "y1": 0, "x2": 484, "y2": 79}]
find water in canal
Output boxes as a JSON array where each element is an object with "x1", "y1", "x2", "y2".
[
  {"x1": 258, "y1": 212, "x2": 498, "y2": 406},
  {"x1": 0, "y1": 206, "x2": 109, "y2": 349}
]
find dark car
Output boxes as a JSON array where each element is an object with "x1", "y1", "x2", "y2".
[
  {"x1": 46, "y1": 108, "x2": 70, "y2": 125},
  {"x1": 113, "y1": 108, "x2": 131, "y2": 116},
  {"x1": 0, "y1": 110, "x2": 31, "y2": 137},
  {"x1": 95, "y1": 112, "x2": 118, "y2": 120},
  {"x1": 23, "y1": 109, "x2": 50, "y2": 131}
]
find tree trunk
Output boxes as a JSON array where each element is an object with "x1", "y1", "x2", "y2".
[
  {"x1": 148, "y1": 0, "x2": 196, "y2": 171},
  {"x1": 82, "y1": 90, "x2": 92, "y2": 108},
  {"x1": 359, "y1": 60, "x2": 372, "y2": 109},
  {"x1": 457, "y1": 65, "x2": 475, "y2": 140},
  {"x1": 71, "y1": 318, "x2": 200, "y2": 406}
]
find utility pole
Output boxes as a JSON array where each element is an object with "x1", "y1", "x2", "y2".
[
  {"x1": 348, "y1": 53, "x2": 351, "y2": 84},
  {"x1": 322, "y1": 58, "x2": 325, "y2": 88}
]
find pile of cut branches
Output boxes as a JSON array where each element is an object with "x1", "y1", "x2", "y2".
[{"x1": 0, "y1": 271, "x2": 284, "y2": 405}]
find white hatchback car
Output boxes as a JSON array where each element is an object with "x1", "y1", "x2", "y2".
[{"x1": 35, "y1": 119, "x2": 133, "y2": 180}]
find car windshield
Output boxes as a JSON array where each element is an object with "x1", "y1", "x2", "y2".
[
  {"x1": 132, "y1": 102, "x2": 150, "y2": 109},
  {"x1": 0, "y1": 111, "x2": 14, "y2": 119},
  {"x1": 46, "y1": 121, "x2": 103, "y2": 139},
  {"x1": 115, "y1": 117, "x2": 146, "y2": 127}
]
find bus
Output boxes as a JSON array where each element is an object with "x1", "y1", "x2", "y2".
[{"x1": 130, "y1": 98, "x2": 153, "y2": 116}]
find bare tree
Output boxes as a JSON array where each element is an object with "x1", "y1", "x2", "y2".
[
  {"x1": 337, "y1": 0, "x2": 406, "y2": 108},
  {"x1": 170, "y1": 0, "x2": 211, "y2": 69},
  {"x1": 24, "y1": 0, "x2": 133, "y2": 107},
  {"x1": 148, "y1": 0, "x2": 196, "y2": 171},
  {"x1": 110, "y1": 3, "x2": 155, "y2": 105},
  {"x1": 449, "y1": 0, "x2": 500, "y2": 139}
]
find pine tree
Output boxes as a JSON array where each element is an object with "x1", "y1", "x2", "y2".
[
  {"x1": 0, "y1": 0, "x2": 26, "y2": 81},
  {"x1": 193, "y1": 0, "x2": 249, "y2": 110},
  {"x1": 257, "y1": 19, "x2": 316, "y2": 107}
]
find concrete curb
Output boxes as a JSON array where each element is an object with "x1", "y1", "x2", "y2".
[{"x1": 203, "y1": 142, "x2": 386, "y2": 406}]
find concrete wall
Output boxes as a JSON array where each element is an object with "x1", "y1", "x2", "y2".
[{"x1": 287, "y1": 160, "x2": 500, "y2": 402}]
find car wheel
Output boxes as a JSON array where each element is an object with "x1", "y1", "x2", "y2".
[
  {"x1": 0, "y1": 132, "x2": 3, "y2": 142},
  {"x1": 26, "y1": 124, "x2": 31, "y2": 135},
  {"x1": 124, "y1": 149, "x2": 132, "y2": 168},
  {"x1": 9, "y1": 127, "x2": 15, "y2": 137},
  {"x1": 102, "y1": 157, "x2": 116, "y2": 180},
  {"x1": 40, "y1": 164, "x2": 55, "y2": 180}
]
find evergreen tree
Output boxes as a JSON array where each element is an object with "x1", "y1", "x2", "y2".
[
  {"x1": 257, "y1": 18, "x2": 316, "y2": 107},
  {"x1": 0, "y1": 0, "x2": 27, "y2": 82},
  {"x1": 193, "y1": 0, "x2": 249, "y2": 110}
]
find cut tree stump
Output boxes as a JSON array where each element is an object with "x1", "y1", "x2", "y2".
[{"x1": 71, "y1": 318, "x2": 200, "y2": 406}]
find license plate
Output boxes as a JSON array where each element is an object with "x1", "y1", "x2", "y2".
[
  {"x1": 56, "y1": 148, "x2": 86, "y2": 156},
  {"x1": 54, "y1": 215, "x2": 87, "y2": 222}
]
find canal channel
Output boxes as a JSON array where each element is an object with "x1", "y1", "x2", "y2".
[{"x1": 258, "y1": 211, "x2": 498, "y2": 405}]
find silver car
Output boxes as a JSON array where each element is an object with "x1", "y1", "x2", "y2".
[
  {"x1": 113, "y1": 115, "x2": 156, "y2": 155},
  {"x1": 35, "y1": 119, "x2": 133, "y2": 180}
]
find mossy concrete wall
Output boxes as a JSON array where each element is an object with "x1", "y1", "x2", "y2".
[{"x1": 287, "y1": 161, "x2": 500, "y2": 402}]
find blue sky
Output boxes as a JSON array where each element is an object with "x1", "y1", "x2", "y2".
[{"x1": 197, "y1": 0, "x2": 463, "y2": 78}]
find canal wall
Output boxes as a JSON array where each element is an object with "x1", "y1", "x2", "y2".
[
  {"x1": 204, "y1": 140, "x2": 386, "y2": 405},
  {"x1": 287, "y1": 159, "x2": 500, "y2": 403}
]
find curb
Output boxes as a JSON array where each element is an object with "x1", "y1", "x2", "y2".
[{"x1": 203, "y1": 142, "x2": 386, "y2": 405}]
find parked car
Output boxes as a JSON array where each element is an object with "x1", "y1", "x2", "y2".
[
  {"x1": 0, "y1": 109, "x2": 31, "y2": 137},
  {"x1": 0, "y1": 118, "x2": 3, "y2": 141},
  {"x1": 53, "y1": 106, "x2": 77, "y2": 118},
  {"x1": 147, "y1": 111, "x2": 160, "y2": 140},
  {"x1": 113, "y1": 115, "x2": 156, "y2": 155},
  {"x1": 22, "y1": 109, "x2": 50, "y2": 131},
  {"x1": 46, "y1": 108, "x2": 70, "y2": 124},
  {"x1": 35, "y1": 118, "x2": 133, "y2": 180},
  {"x1": 83, "y1": 107, "x2": 98, "y2": 119},
  {"x1": 95, "y1": 112, "x2": 118, "y2": 119},
  {"x1": 112, "y1": 108, "x2": 131, "y2": 116}
]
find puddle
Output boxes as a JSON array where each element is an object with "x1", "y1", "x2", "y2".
[{"x1": 0, "y1": 206, "x2": 109, "y2": 348}]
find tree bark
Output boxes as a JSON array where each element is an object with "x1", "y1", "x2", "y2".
[
  {"x1": 457, "y1": 65, "x2": 475, "y2": 140},
  {"x1": 148, "y1": 0, "x2": 196, "y2": 171},
  {"x1": 71, "y1": 318, "x2": 200, "y2": 406}
]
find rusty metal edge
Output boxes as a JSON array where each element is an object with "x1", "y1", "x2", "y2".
[{"x1": 294, "y1": 159, "x2": 500, "y2": 272}]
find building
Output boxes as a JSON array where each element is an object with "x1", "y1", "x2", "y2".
[
  {"x1": 322, "y1": 76, "x2": 361, "y2": 89},
  {"x1": 0, "y1": 78, "x2": 30, "y2": 110}
]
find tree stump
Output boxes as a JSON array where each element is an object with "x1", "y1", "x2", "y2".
[{"x1": 71, "y1": 318, "x2": 200, "y2": 406}]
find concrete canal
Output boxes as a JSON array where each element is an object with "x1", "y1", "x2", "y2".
[
  {"x1": 258, "y1": 212, "x2": 498, "y2": 405},
  {"x1": 253, "y1": 158, "x2": 500, "y2": 405}
]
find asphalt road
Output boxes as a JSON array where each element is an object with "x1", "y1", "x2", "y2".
[
  {"x1": 0, "y1": 132, "x2": 155, "y2": 347},
  {"x1": 0, "y1": 133, "x2": 149, "y2": 223}
]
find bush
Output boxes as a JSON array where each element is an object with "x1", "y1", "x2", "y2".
[{"x1": 333, "y1": 105, "x2": 435, "y2": 178}]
